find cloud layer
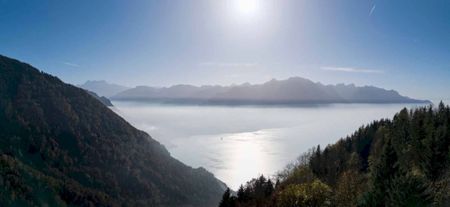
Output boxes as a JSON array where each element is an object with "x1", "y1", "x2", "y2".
[
  {"x1": 62, "y1": 62, "x2": 80, "y2": 67},
  {"x1": 199, "y1": 62, "x2": 257, "y2": 68},
  {"x1": 321, "y1": 66, "x2": 383, "y2": 74},
  {"x1": 369, "y1": 5, "x2": 376, "y2": 16}
]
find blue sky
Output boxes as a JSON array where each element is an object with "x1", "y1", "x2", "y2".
[{"x1": 0, "y1": 0, "x2": 449, "y2": 99}]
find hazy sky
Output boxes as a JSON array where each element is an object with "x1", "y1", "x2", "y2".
[{"x1": 0, "y1": 0, "x2": 449, "y2": 99}]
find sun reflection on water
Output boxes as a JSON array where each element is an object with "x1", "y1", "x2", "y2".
[{"x1": 111, "y1": 101, "x2": 426, "y2": 190}]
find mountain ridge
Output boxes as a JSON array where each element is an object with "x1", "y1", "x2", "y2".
[{"x1": 111, "y1": 77, "x2": 429, "y2": 105}]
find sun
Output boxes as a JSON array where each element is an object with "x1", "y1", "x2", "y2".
[{"x1": 235, "y1": 0, "x2": 261, "y2": 18}]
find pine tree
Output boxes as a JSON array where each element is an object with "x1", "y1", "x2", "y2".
[
  {"x1": 237, "y1": 185, "x2": 247, "y2": 203},
  {"x1": 219, "y1": 188, "x2": 235, "y2": 207},
  {"x1": 265, "y1": 179, "x2": 274, "y2": 197},
  {"x1": 386, "y1": 174, "x2": 431, "y2": 206},
  {"x1": 363, "y1": 137, "x2": 399, "y2": 206}
]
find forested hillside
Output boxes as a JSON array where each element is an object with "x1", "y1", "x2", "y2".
[
  {"x1": 0, "y1": 55, "x2": 225, "y2": 207},
  {"x1": 219, "y1": 104, "x2": 450, "y2": 206}
]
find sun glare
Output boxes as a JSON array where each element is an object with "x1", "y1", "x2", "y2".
[{"x1": 236, "y1": 0, "x2": 261, "y2": 18}]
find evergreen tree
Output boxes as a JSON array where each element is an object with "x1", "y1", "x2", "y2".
[
  {"x1": 219, "y1": 188, "x2": 236, "y2": 207},
  {"x1": 386, "y1": 174, "x2": 431, "y2": 206},
  {"x1": 265, "y1": 179, "x2": 274, "y2": 197},
  {"x1": 362, "y1": 137, "x2": 399, "y2": 206},
  {"x1": 237, "y1": 185, "x2": 247, "y2": 203}
]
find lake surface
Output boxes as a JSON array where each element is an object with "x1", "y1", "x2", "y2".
[{"x1": 111, "y1": 101, "x2": 428, "y2": 189}]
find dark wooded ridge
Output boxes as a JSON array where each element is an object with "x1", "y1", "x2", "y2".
[{"x1": 0, "y1": 55, "x2": 225, "y2": 207}]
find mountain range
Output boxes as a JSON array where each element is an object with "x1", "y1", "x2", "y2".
[
  {"x1": 0, "y1": 55, "x2": 225, "y2": 206},
  {"x1": 110, "y1": 77, "x2": 428, "y2": 105}
]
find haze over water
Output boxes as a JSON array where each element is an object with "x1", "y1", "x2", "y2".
[{"x1": 112, "y1": 101, "x2": 428, "y2": 189}]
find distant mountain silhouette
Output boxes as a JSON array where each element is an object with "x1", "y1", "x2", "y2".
[
  {"x1": 79, "y1": 80, "x2": 129, "y2": 97},
  {"x1": 0, "y1": 55, "x2": 225, "y2": 206},
  {"x1": 112, "y1": 77, "x2": 429, "y2": 105}
]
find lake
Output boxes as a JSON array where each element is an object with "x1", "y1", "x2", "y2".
[{"x1": 111, "y1": 101, "x2": 428, "y2": 189}]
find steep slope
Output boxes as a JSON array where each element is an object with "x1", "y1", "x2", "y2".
[
  {"x1": 79, "y1": 80, "x2": 129, "y2": 97},
  {"x1": 112, "y1": 77, "x2": 428, "y2": 105},
  {"x1": 0, "y1": 55, "x2": 225, "y2": 207}
]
